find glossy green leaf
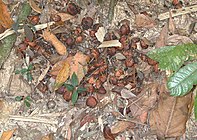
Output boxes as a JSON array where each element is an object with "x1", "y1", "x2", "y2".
[
  {"x1": 77, "y1": 87, "x2": 87, "y2": 93},
  {"x1": 195, "y1": 94, "x2": 197, "y2": 120},
  {"x1": 25, "y1": 96, "x2": 32, "y2": 102},
  {"x1": 147, "y1": 44, "x2": 197, "y2": 71},
  {"x1": 24, "y1": 100, "x2": 31, "y2": 107},
  {"x1": 27, "y1": 64, "x2": 33, "y2": 71},
  {"x1": 64, "y1": 84, "x2": 74, "y2": 91},
  {"x1": 26, "y1": 72, "x2": 33, "y2": 81},
  {"x1": 71, "y1": 90, "x2": 78, "y2": 105},
  {"x1": 71, "y1": 72, "x2": 79, "y2": 87},
  {"x1": 15, "y1": 96, "x2": 23, "y2": 101},
  {"x1": 20, "y1": 68, "x2": 28, "y2": 75},
  {"x1": 168, "y1": 61, "x2": 197, "y2": 96}
]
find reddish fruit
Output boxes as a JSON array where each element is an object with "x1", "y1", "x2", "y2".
[
  {"x1": 98, "y1": 86, "x2": 106, "y2": 94},
  {"x1": 28, "y1": 15, "x2": 40, "y2": 25},
  {"x1": 67, "y1": 3, "x2": 80, "y2": 16},
  {"x1": 120, "y1": 23, "x2": 130, "y2": 35},
  {"x1": 63, "y1": 91, "x2": 73, "y2": 101},
  {"x1": 81, "y1": 17, "x2": 93, "y2": 30},
  {"x1": 86, "y1": 96, "x2": 98, "y2": 108},
  {"x1": 75, "y1": 35, "x2": 83, "y2": 43}
]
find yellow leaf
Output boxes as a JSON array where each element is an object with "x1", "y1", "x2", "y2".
[
  {"x1": 0, "y1": 129, "x2": 16, "y2": 140},
  {"x1": 55, "y1": 60, "x2": 70, "y2": 89},
  {"x1": 42, "y1": 30, "x2": 67, "y2": 56}
]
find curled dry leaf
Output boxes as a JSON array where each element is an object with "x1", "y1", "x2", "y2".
[
  {"x1": 103, "y1": 125, "x2": 116, "y2": 140},
  {"x1": 29, "y1": 0, "x2": 42, "y2": 13},
  {"x1": 98, "y1": 40, "x2": 121, "y2": 48},
  {"x1": 111, "y1": 121, "x2": 134, "y2": 134},
  {"x1": 150, "y1": 92, "x2": 193, "y2": 138},
  {"x1": 135, "y1": 14, "x2": 156, "y2": 28},
  {"x1": 42, "y1": 30, "x2": 67, "y2": 55},
  {"x1": 0, "y1": 128, "x2": 16, "y2": 140}
]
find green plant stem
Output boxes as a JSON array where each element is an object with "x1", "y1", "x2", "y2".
[{"x1": 108, "y1": 0, "x2": 118, "y2": 23}]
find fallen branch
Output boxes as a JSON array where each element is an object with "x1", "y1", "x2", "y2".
[{"x1": 158, "y1": 5, "x2": 197, "y2": 20}]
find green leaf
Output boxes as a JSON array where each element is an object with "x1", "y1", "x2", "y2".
[
  {"x1": 24, "y1": 100, "x2": 31, "y2": 107},
  {"x1": 27, "y1": 64, "x2": 33, "y2": 71},
  {"x1": 15, "y1": 70, "x2": 21, "y2": 74},
  {"x1": 195, "y1": 94, "x2": 197, "y2": 120},
  {"x1": 15, "y1": 96, "x2": 23, "y2": 101},
  {"x1": 77, "y1": 87, "x2": 87, "y2": 93},
  {"x1": 168, "y1": 61, "x2": 197, "y2": 96},
  {"x1": 25, "y1": 96, "x2": 32, "y2": 102},
  {"x1": 26, "y1": 72, "x2": 33, "y2": 81},
  {"x1": 147, "y1": 44, "x2": 197, "y2": 71},
  {"x1": 71, "y1": 72, "x2": 79, "y2": 87},
  {"x1": 71, "y1": 90, "x2": 78, "y2": 105},
  {"x1": 17, "y1": 2, "x2": 32, "y2": 24},
  {"x1": 0, "y1": 34, "x2": 16, "y2": 68},
  {"x1": 64, "y1": 84, "x2": 75, "y2": 91},
  {"x1": 20, "y1": 68, "x2": 28, "y2": 74}
]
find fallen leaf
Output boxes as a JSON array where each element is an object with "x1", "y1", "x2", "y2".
[
  {"x1": 95, "y1": 27, "x2": 106, "y2": 42},
  {"x1": 36, "y1": 61, "x2": 50, "y2": 85},
  {"x1": 103, "y1": 125, "x2": 116, "y2": 140},
  {"x1": 139, "y1": 112, "x2": 148, "y2": 123},
  {"x1": 111, "y1": 121, "x2": 134, "y2": 134},
  {"x1": 57, "y1": 13, "x2": 74, "y2": 22},
  {"x1": 55, "y1": 60, "x2": 70, "y2": 89},
  {"x1": 0, "y1": 0, "x2": 13, "y2": 29},
  {"x1": 150, "y1": 92, "x2": 193, "y2": 138},
  {"x1": 98, "y1": 40, "x2": 121, "y2": 48},
  {"x1": 69, "y1": 52, "x2": 89, "y2": 83},
  {"x1": 42, "y1": 30, "x2": 67, "y2": 55},
  {"x1": 0, "y1": 128, "x2": 16, "y2": 140},
  {"x1": 41, "y1": 133, "x2": 54, "y2": 140},
  {"x1": 135, "y1": 14, "x2": 156, "y2": 28},
  {"x1": 166, "y1": 34, "x2": 193, "y2": 45},
  {"x1": 121, "y1": 88, "x2": 136, "y2": 99},
  {"x1": 168, "y1": 11, "x2": 176, "y2": 34},
  {"x1": 29, "y1": 0, "x2": 42, "y2": 13},
  {"x1": 155, "y1": 23, "x2": 168, "y2": 48}
]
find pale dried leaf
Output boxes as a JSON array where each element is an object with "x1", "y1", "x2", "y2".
[
  {"x1": 155, "y1": 23, "x2": 168, "y2": 48},
  {"x1": 36, "y1": 61, "x2": 50, "y2": 86},
  {"x1": 135, "y1": 14, "x2": 156, "y2": 28},
  {"x1": 111, "y1": 121, "x2": 134, "y2": 134},
  {"x1": 166, "y1": 34, "x2": 193, "y2": 45},
  {"x1": 57, "y1": 13, "x2": 74, "y2": 22},
  {"x1": 42, "y1": 30, "x2": 67, "y2": 55},
  {"x1": 98, "y1": 40, "x2": 121, "y2": 48},
  {"x1": 121, "y1": 88, "x2": 136, "y2": 99},
  {"x1": 168, "y1": 11, "x2": 176, "y2": 34},
  {"x1": 95, "y1": 27, "x2": 106, "y2": 42},
  {"x1": 29, "y1": 0, "x2": 42, "y2": 13},
  {"x1": 150, "y1": 92, "x2": 193, "y2": 138},
  {"x1": 0, "y1": 129, "x2": 16, "y2": 140},
  {"x1": 114, "y1": 53, "x2": 126, "y2": 60}
]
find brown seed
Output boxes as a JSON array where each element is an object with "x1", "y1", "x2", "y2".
[
  {"x1": 67, "y1": 3, "x2": 80, "y2": 16},
  {"x1": 98, "y1": 86, "x2": 106, "y2": 94},
  {"x1": 125, "y1": 58, "x2": 134, "y2": 67},
  {"x1": 75, "y1": 35, "x2": 83, "y2": 43},
  {"x1": 74, "y1": 27, "x2": 82, "y2": 36},
  {"x1": 86, "y1": 96, "x2": 98, "y2": 108},
  {"x1": 81, "y1": 17, "x2": 93, "y2": 30},
  {"x1": 51, "y1": 14, "x2": 61, "y2": 22},
  {"x1": 107, "y1": 47, "x2": 116, "y2": 56},
  {"x1": 120, "y1": 23, "x2": 130, "y2": 35},
  {"x1": 28, "y1": 15, "x2": 40, "y2": 25},
  {"x1": 63, "y1": 91, "x2": 73, "y2": 101}
]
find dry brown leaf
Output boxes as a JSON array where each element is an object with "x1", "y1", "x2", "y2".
[
  {"x1": 0, "y1": 0, "x2": 13, "y2": 29},
  {"x1": 135, "y1": 14, "x2": 156, "y2": 28},
  {"x1": 69, "y1": 52, "x2": 89, "y2": 83},
  {"x1": 41, "y1": 133, "x2": 54, "y2": 140},
  {"x1": 111, "y1": 121, "x2": 134, "y2": 134},
  {"x1": 55, "y1": 60, "x2": 70, "y2": 89},
  {"x1": 155, "y1": 23, "x2": 168, "y2": 48},
  {"x1": 29, "y1": 0, "x2": 42, "y2": 13},
  {"x1": 42, "y1": 30, "x2": 67, "y2": 55},
  {"x1": 57, "y1": 13, "x2": 74, "y2": 22},
  {"x1": 166, "y1": 34, "x2": 193, "y2": 45},
  {"x1": 103, "y1": 125, "x2": 116, "y2": 140},
  {"x1": 168, "y1": 11, "x2": 176, "y2": 34},
  {"x1": 0, "y1": 128, "x2": 16, "y2": 140},
  {"x1": 150, "y1": 92, "x2": 193, "y2": 138},
  {"x1": 98, "y1": 40, "x2": 121, "y2": 48}
]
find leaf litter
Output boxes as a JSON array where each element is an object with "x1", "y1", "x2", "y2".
[{"x1": 0, "y1": 0, "x2": 197, "y2": 140}]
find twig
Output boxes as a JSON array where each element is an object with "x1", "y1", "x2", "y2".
[
  {"x1": 158, "y1": 5, "x2": 197, "y2": 20},
  {"x1": 0, "y1": 21, "x2": 55, "y2": 40},
  {"x1": 9, "y1": 115, "x2": 58, "y2": 125}
]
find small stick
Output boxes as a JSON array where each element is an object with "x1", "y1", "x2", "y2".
[
  {"x1": 9, "y1": 115, "x2": 58, "y2": 125},
  {"x1": 158, "y1": 5, "x2": 197, "y2": 20}
]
